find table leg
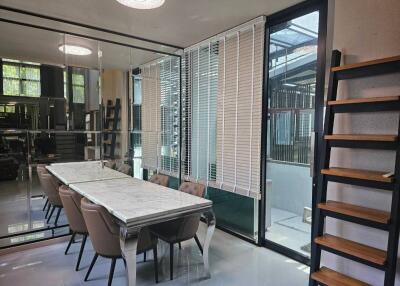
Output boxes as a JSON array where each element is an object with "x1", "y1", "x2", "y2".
[
  {"x1": 203, "y1": 210, "x2": 216, "y2": 278},
  {"x1": 120, "y1": 227, "x2": 140, "y2": 286}
]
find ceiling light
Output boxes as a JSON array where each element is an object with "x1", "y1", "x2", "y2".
[
  {"x1": 58, "y1": 44, "x2": 92, "y2": 56},
  {"x1": 116, "y1": 0, "x2": 165, "y2": 9}
]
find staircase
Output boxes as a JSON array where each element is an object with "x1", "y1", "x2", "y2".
[
  {"x1": 103, "y1": 98, "x2": 121, "y2": 159},
  {"x1": 309, "y1": 50, "x2": 400, "y2": 286}
]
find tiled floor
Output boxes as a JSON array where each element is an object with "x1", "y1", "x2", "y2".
[
  {"x1": 0, "y1": 170, "x2": 69, "y2": 248},
  {"x1": 0, "y1": 223, "x2": 310, "y2": 286},
  {"x1": 266, "y1": 208, "x2": 311, "y2": 257}
]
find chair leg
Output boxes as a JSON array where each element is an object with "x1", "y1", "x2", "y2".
[
  {"x1": 84, "y1": 253, "x2": 98, "y2": 281},
  {"x1": 108, "y1": 258, "x2": 117, "y2": 286},
  {"x1": 143, "y1": 251, "x2": 147, "y2": 262},
  {"x1": 45, "y1": 203, "x2": 51, "y2": 219},
  {"x1": 75, "y1": 234, "x2": 87, "y2": 271},
  {"x1": 169, "y1": 243, "x2": 174, "y2": 280},
  {"x1": 42, "y1": 198, "x2": 48, "y2": 211},
  {"x1": 54, "y1": 207, "x2": 62, "y2": 226},
  {"x1": 65, "y1": 232, "x2": 76, "y2": 255},
  {"x1": 47, "y1": 205, "x2": 55, "y2": 223},
  {"x1": 153, "y1": 247, "x2": 159, "y2": 283},
  {"x1": 194, "y1": 234, "x2": 203, "y2": 254}
]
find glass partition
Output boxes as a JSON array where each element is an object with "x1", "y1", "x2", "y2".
[{"x1": 0, "y1": 14, "x2": 179, "y2": 248}]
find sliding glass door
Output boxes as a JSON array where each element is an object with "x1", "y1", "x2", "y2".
[{"x1": 263, "y1": 2, "x2": 327, "y2": 262}]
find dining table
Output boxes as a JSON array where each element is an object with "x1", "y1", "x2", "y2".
[{"x1": 46, "y1": 161, "x2": 215, "y2": 286}]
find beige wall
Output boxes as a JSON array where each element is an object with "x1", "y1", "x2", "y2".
[
  {"x1": 324, "y1": 0, "x2": 400, "y2": 284},
  {"x1": 102, "y1": 69, "x2": 129, "y2": 160}
]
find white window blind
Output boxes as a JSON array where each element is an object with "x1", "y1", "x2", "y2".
[
  {"x1": 141, "y1": 63, "x2": 160, "y2": 171},
  {"x1": 140, "y1": 56, "x2": 180, "y2": 175},
  {"x1": 182, "y1": 42, "x2": 219, "y2": 183},
  {"x1": 183, "y1": 17, "x2": 265, "y2": 199},
  {"x1": 215, "y1": 21, "x2": 264, "y2": 199}
]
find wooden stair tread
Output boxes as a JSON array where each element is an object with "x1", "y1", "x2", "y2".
[
  {"x1": 331, "y1": 55, "x2": 400, "y2": 72},
  {"x1": 328, "y1": 96, "x2": 400, "y2": 106},
  {"x1": 319, "y1": 201, "x2": 390, "y2": 224},
  {"x1": 311, "y1": 267, "x2": 370, "y2": 286},
  {"x1": 315, "y1": 234, "x2": 386, "y2": 265},
  {"x1": 325, "y1": 134, "x2": 398, "y2": 142},
  {"x1": 321, "y1": 167, "x2": 394, "y2": 183}
]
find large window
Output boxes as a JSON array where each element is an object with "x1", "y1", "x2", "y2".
[
  {"x1": 2, "y1": 59, "x2": 41, "y2": 97},
  {"x1": 140, "y1": 57, "x2": 180, "y2": 176},
  {"x1": 63, "y1": 70, "x2": 86, "y2": 104}
]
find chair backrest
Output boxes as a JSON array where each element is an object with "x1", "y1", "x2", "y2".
[
  {"x1": 59, "y1": 185, "x2": 87, "y2": 233},
  {"x1": 39, "y1": 172, "x2": 62, "y2": 206},
  {"x1": 149, "y1": 174, "x2": 169, "y2": 187},
  {"x1": 174, "y1": 182, "x2": 205, "y2": 241},
  {"x1": 80, "y1": 198, "x2": 121, "y2": 257},
  {"x1": 117, "y1": 163, "x2": 131, "y2": 175},
  {"x1": 179, "y1": 182, "x2": 205, "y2": 198},
  {"x1": 104, "y1": 160, "x2": 116, "y2": 169}
]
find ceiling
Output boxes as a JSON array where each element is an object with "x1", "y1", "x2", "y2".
[{"x1": 0, "y1": 0, "x2": 304, "y2": 69}]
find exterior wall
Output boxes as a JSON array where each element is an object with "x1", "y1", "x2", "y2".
[{"x1": 324, "y1": 1, "x2": 400, "y2": 284}]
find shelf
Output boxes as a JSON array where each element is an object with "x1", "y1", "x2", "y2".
[
  {"x1": 325, "y1": 134, "x2": 398, "y2": 150},
  {"x1": 319, "y1": 201, "x2": 390, "y2": 225},
  {"x1": 328, "y1": 96, "x2": 400, "y2": 106},
  {"x1": 321, "y1": 167, "x2": 394, "y2": 183},
  {"x1": 332, "y1": 55, "x2": 400, "y2": 72},
  {"x1": 315, "y1": 234, "x2": 387, "y2": 266},
  {"x1": 325, "y1": 134, "x2": 397, "y2": 142},
  {"x1": 331, "y1": 55, "x2": 400, "y2": 80},
  {"x1": 311, "y1": 267, "x2": 370, "y2": 286}
]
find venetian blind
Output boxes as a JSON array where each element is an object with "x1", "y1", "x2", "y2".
[
  {"x1": 215, "y1": 21, "x2": 264, "y2": 199},
  {"x1": 140, "y1": 56, "x2": 180, "y2": 175},
  {"x1": 141, "y1": 63, "x2": 160, "y2": 171},
  {"x1": 182, "y1": 42, "x2": 219, "y2": 183}
]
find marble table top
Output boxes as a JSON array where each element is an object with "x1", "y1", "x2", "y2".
[
  {"x1": 69, "y1": 177, "x2": 213, "y2": 226},
  {"x1": 46, "y1": 161, "x2": 129, "y2": 185}
]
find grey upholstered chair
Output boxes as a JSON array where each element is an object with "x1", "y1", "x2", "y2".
[
  {"x1": 150, "y1": 182, "x2": 205, "y2": 280},
  {"x1": 59, "y1": 185, "x2": 88, "y2": 271},
  {"x1": 104, "y1": 160, "x2": 116, "y2": 169},
  {"x1": 37, "y1": 165, "x2": 49, "y2": 213},
  {"x1": 149, "y1": 174, "x2": 169, "y2": 187},
  {"x1": 81, "y1": 198, "x2": 159, "y2": 285},
  {"x1": 117, "y1": 163, "x2": 132, "y2": 175},
  {"x1": 38, "y1": 171, "x2": 63, "y2": 225}
]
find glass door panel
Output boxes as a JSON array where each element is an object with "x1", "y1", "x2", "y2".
[{"x1": 265, "y1": 10, "x2": 320, "y2": 258}]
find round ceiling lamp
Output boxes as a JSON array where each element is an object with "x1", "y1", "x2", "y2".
[
  {"x1": 58, "y1": 44, "x2": 92, "y2": 56},
  {"x1": 116, "y1": 0, "x2": 165, "y2": 9}
]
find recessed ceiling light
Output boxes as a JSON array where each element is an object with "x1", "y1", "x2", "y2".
[
  {"x1": 116, "y1": 0, "x2": 165, "y2": 9},
  {"x1": 58, "y1": 44, "x2": 92, "y2": 56}
]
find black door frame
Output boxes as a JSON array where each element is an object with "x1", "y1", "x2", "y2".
[{"x1": 258, "y1": 0, "x2": 328, "y2": 265}]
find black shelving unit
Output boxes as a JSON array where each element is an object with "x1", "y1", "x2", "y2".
[
  {"x1": 103, "y1": 98, "x2": 121, "y2": 159},
  {"x1": 309, "y1": 50, "x2": 400, "y2": 286}
]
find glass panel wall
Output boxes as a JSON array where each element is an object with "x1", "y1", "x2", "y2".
[{"x1": 265, "y1": 11, "x2": 320, "y2": 258}]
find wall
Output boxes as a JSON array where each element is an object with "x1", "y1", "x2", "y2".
[
  {"x1": 102, "y1": 70, "x2": 129, "y2": 159},
  {"x1": 267, "y1": 162, "x2": 312, "y2": 215},
  {"x1": 324, "y1": 1, "x2": 400, "y2": 285}
]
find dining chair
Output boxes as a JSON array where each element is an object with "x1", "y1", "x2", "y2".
[
  {"x1": 117, "y1": 163, "x2": 132, "y2": 175},
  {"x1": 59, "y1": 185, "x2": 89, "y2": 271},
  {"x1": 37, "y1": 165, "x2": 50, "y2": 213},
  {"x1": 38, "y1": 171, "x2": 63, "y2": 225},
  {"x1": 104, "y1": 160, "x2": 116, "y2": 169},
  {"x1": 81, "y1": 198, "x2": 159, "y2": 286},
  {"x1": 149, "y1": 174, "x2": 169, "y2": 187},
  {"x1": 150, "y1": 181, "x2": 205, "y2": 280}
]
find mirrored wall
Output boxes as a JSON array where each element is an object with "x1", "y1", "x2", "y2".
[{"x1": 0, "y1": 16, "x2": 181, "y2": 248}]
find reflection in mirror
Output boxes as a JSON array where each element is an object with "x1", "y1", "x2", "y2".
[{"x1": 0, "y1": 16, "x2": 182, "y2": 248}]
